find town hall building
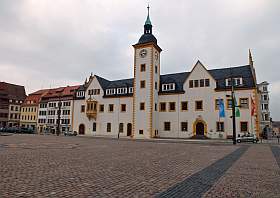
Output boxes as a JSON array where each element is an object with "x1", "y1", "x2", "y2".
[{"x1": 72, "y1": 7, "x2": 260, "y2": 139}]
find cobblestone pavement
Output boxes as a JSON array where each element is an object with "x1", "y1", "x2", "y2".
[
  {"x1": 0, "y1": 134, "x2": 279, "y2": 198},
  {"x1": 203, "y1": 145, "x2": 280, "y2": 198}
]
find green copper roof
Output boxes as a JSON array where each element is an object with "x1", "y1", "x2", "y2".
[{"x1": 145, "y1": 14, "x2": 152, "y2": 25}]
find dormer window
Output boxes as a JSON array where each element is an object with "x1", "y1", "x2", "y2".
[
  {"x1": 162, "y1": 83, "x2": 175, "y2": 91},
  {"x1": 106, "y1": 89, "x2": 115, "y2": 95},
  {"x1": 77, "y1": 91, "x2": 84, "y2": 97},
  {"x1": 225, "y1": 78, "x2": 243, "y2": 87},
  {"x1": 117, "y1": 88, "x2": 127, "y2": 94}
]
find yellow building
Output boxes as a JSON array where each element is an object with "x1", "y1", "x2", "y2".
[{"x1": 20, "y1": 90, "x2": 48, "y2": 132}]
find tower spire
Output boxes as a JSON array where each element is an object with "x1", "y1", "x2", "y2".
[
  {"x1": 145, "y1": 4, "x2": 152, "y2": 26},
  {"x1": 249, "y1": 49, "x2": 253, "y2": 66}
]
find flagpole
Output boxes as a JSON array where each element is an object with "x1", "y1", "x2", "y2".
[{"x1": 250, "y1": 94, "x2": 253, "y2": 134}]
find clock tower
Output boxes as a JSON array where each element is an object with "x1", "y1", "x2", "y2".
[{"x1": 132, "y1": 6, "x2": 162, "y2": 138}]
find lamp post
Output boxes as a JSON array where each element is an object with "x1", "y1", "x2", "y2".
[
  {"x1": 226, "y1": 75, "x2": 237, "y2": 145},
  {"x1": 56, "y1": 94, "x2": 62, "y2": 136},
  {"x1": 231, "y1": 77, "x2": 237, "y2": 145}
]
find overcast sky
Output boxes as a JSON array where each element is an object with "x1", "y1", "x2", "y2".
[{"x1": 0, "y1": 0, "x2": 279, "y2": 119}]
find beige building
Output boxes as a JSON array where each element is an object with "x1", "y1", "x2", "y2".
[{"x1": 20, "y1": 90, "x2": 49, "y2": 131}]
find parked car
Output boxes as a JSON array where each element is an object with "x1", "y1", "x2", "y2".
[
  {"x1": 237, "y1": 133, "x2": 259, "y2": 143},
  {"x1": 20, "y1": 127, "x2": 35, "y2": 134},
  {"x1": 64, "y1": 130, "x2": 77, "y2": 136}
]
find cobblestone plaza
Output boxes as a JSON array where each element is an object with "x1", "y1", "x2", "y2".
[{"x1": 0, "y1": 134, "x2": 280, "y2": 197}]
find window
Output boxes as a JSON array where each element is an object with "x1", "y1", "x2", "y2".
[
  {"x1": 139, "y1": 130, "x2": 143, "y2": 135},
  {"x1": 99, "y1": 104, "x2": 104, "y2": 112},
  {"x1": 263, "y1": 95, "x2": 268, "y2": 101},
  {"x1": 93, "y1": 122, "x2": 96, "y2": 132},
  {"x1": 226, "y1": 78, "x2": 243, "y2": 87},
  {"x1": 107, "y1": 123, "x2": 111, "y2": 132},
  {"x1": 162, "y1": 83, "x2": 175, "y2": 91},
  {"x1": 195, "y1": 101, "x2": 203, "y2": 111},
  {"x1": 181, "y1": 101, "x2": 188, "y2": 111},
  {"x1": 160, "y1": 102, "x2": 166, "y2": 111},
  {"x1": 264, "y1": 114, "x2": 269, "y2": 121},
  {"x1": 109, "y1": 104, "x2": 114, "y2": 112},
  {"x1": 239, "y1": 98, "x2": 249, "y2": 108},
  {"x1": 216, "y1": 122, "x2": 224, "y2": 132},
  {"x1": 240, "y1": 122, "x2": 248, "y2": 132},
  {"x1": 129, "y1": 87, "x2": 133, "y2": 93},
  {"x1": 11, "y1": 106, "x2": 14, "y2": 111},
  {"x1": 140, "y1": 102, "x2": 145, "y2": 110},
  {"x1": 155, "y1": 82, "x2": 158, "y2": 90},
  {"x1": 215, "y1": 99, "x2": 223, "y2": 110},
  {"x1": 200, "y1": 79, "x2": 204, "y2": 87},
  {"x1": 121, "y1": 104, "x2": 126, "y2": 112},
  {"x1": 81, "y1": 105, "x2": 85, "y2": 112},
  {"x1": 155, "y1": 65, "x2": 158, "y2": 74},
  {"x1": 169, "y1": 102, "x2": 176, "y2": 111},
  {"x1": 63, "y1": 101, "x2": 71, "y2": 106},
  {"x1": 263, "y1": 86, "x2": 267, "y2": 92},
  {"x1": 227, "y1": 99, "x2": 232, "y2": 109},
  {"x1": 119, "y1": 123, "x2": 124, "y2": 133},
  {"x1": 181, "y1": 122, "x2": 188, "y2": 131},
  {"x1": 106, "y1": 89, "x2": 115, "y2": 95},
  {"x1": 140, "y1": 64, "x2": 146, "y2": 72},
  {"x1": 194, "y1": 80, "x2": 199, "y2": 87},
  {"x1": 140, "y1": 80, "x2": 145, "y2": 88},
  {"x1": 117, "y1": 88, "x2": 127, "y2": 94},
  {"x1": 205, "y1": 79, "x2": 210, "y2": 87},
  {"x1": 155, "y1": 103, "x2": 157, "y2": 111},
  {"x1": 189, "y1": 80, "x2": 193, "y2": 88},
  {"x1": 164, "y1": 122, "x2": 171, "y2": 131}
]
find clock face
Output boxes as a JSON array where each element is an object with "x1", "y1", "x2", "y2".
[
  {"x1": 155, "y1": 52, "x2": 159, "y2": 60},
  {"x1": 139, "y1": 49, "x2": 147, "y2": 58}
]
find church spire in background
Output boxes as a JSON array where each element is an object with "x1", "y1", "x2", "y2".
[{"x1": 249, "y1": 49, "x2": 254, "y2": 66}]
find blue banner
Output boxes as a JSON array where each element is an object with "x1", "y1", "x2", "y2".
[{"x1": 218, "y1": 99, "x2": 225, "y2": 118}]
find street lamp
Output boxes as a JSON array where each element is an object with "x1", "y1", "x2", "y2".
[
  {"x1": 56, "y1": 93, "x2": 62, "y2": 136},
  {"x1": 226, "y1": 75, "x2": 240, "y2": 145}
]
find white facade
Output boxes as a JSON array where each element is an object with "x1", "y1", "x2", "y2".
[
  {"x1": 37, "y1": 99, "x2": 74, "y2": 133},
  {"x1": 257, "y1": 81, "x2": 272, "y2": 134},
  {"x1": 72, "y1": 10, "x2": 260, "y2": 139},
  {"x1": 73, "y1": 61, "x2": 258, "y2": 139}
]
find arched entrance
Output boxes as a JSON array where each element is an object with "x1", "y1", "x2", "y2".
[
  {"x1": 79, "y1": 124, "x2": 85, "y2": 135},
  {"x1": 127, "y1": 123, "x2": 132, "y2": 136},
  {"x1": 196, "y1": 122, "x2": 205, "y2": 136},
  {"x1": 193, "y1": 118, "x2": 207, "y2": 137}
]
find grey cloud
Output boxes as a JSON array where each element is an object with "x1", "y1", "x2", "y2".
[{"x1": 0, "y1": 0, "x2": 279, "y2": 119}]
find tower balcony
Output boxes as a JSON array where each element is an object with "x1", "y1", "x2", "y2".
[{"x1": 86, "y1": 98, "x2": 98, "y2": 120}]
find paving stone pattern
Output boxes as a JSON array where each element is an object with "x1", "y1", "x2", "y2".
[
  {"x1": 0, "y1": 134, "x2": 236, "y2": 198},
  {"x1": 156, "y1": 146, "x2": 248, "y2": 198},
  {"x1": 271, "y1": 145, "x2": 280, "y2": 168},
  {"x1": 204, "y1": 145, "x2": 280, "y2": 198}
]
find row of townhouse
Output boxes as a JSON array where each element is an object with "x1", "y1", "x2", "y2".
[{"x1": 19, "y1": 86, "x2": 79, "y2": 134}]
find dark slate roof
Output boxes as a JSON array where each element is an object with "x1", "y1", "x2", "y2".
[
  {"x1": 137, "y1": 34, "x2": 157, "y2": 45},
  {"x1": 89, "y1": 65, "x2": 255, "y2": 97},
  {"x1": 209, "y1": 65, "x2": 255, "y2": 90},
  {"x1": 159, "y1": 72, "x2": 190, "y2": 93}
]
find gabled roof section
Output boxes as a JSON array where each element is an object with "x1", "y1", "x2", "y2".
[{"x1": 186, "y1": 60, "x2": 216, "y2": 82}]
